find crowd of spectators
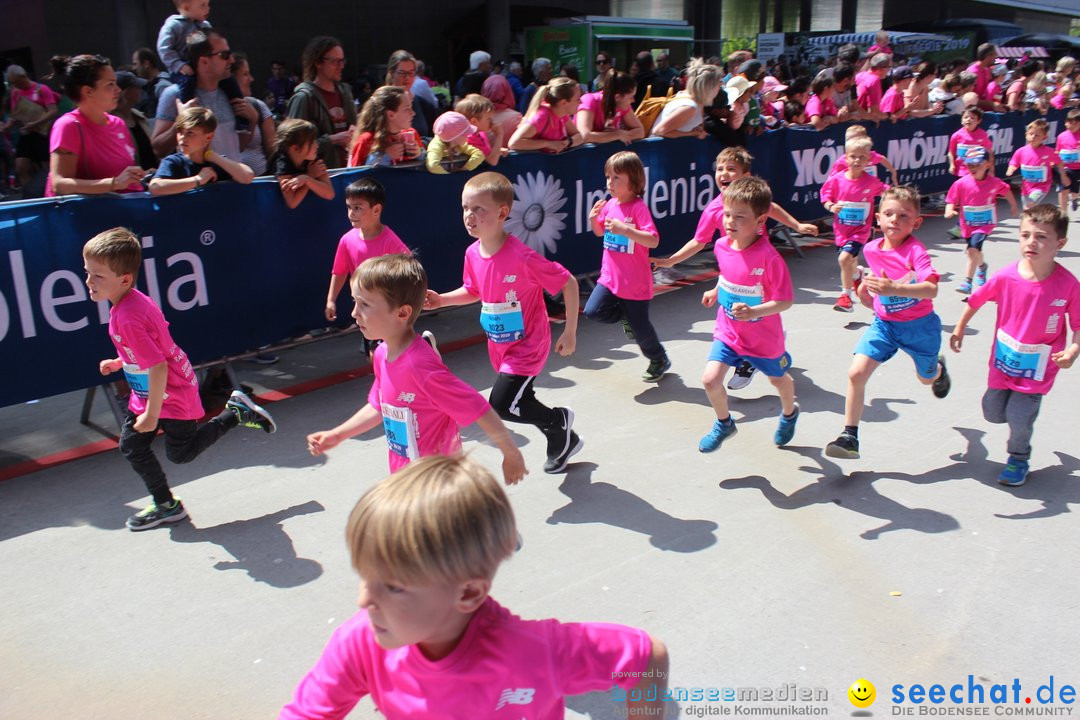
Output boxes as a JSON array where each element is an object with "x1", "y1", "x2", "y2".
[{"x1": 1, "y1": 8, "x2": 1079, "y2": 202}]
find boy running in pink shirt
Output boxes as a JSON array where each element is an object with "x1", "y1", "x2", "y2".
[
  {"x1": 1007, "y1": 118, "x2": 1068, "y2": 209},
  {"x1": 280, "y1": 454, "x2": 669, "y2": 720},
  {"x1": 85, "y1": 228, "x2": 276, "y2": 531},
  {"x1": 827, "y1": 125, "x2": 899, "y2": 185},
  {"x1": 586, "y1": 150, "x2": 670, "y2": 382},
  {"x1": 948, "y1": 106, "x2": 995, "y2": 178},
  {"x1": 944, "y1": 146, "x2": 1018, "y2": 294},
  {"x1": 306, "y1": 254, "x2": 526, "y2": 484},
  {"x1": 825, "y1": 187, "x2": 951, "y2": 460},
  {"x1": 655, "y1": 146, "x2": 817, "y2": 391},
  {"x1": 821, "y1": 136, "x2": 888, "y2": 313},
  {"x1": 694, "y1": 177, "x2": 800, "y2": 452},
  {"x1": 950, "y1": 205, "x2": 1080, "y2": 486},
  {"x1": 1055, "y1": 109, "x2": 1080, "y2": 212},
  {"x1": 425, "y1": 172, "x2": 582, "y2": 473}
]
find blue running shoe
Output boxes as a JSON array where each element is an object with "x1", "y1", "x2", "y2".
[
  {"x1": 774, "y1": 404, "x2": 799, "y2": 446},
  {"x1": 974, "y1": 263, "x2": 988, "y2": 287},
  {"x1": 998, "y1": 457, "x2": 1030, "y2": 487},
  {"x1": 699, "y1": 418, "x2": 737, "y2": 453},
  {"x1": 955, "y1": 280, "x2": 972, "y2": 295}
]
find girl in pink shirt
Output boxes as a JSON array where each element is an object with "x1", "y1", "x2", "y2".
[
  {"x1": 948, "y1": 107, "x2": 994, "y2": 178},
  {"x1": 586, "y1": 151, "x2": 669, "y2": 382},
  {"x1": 280, "y1": 454, "x2": 669, "y2": 720},
  {"x1": 508, "y1": 76, "x2": 584, "y2": 153},
  {"x1": 950, "y1": 205, "x2": 1080, "y2": 487},
  {"x1": 575, "y1": 70, "x2": 645, "y2": 145}
]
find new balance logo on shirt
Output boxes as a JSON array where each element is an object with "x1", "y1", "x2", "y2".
[
  {"x1": 396, "y1": 392, "x2": 416, "y2": 403},
  {"x1": 503, "y1": 275, "x2": 517, "y2": 283},
  {"x1": 495, "y1": 688, "x2": 535, "y2": 710}
]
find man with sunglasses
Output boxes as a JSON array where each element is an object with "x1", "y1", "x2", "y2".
[
  {"x1": 152, "y1": 30, "x2": 251, "y2": 161},
  {"x1": 287, "y1": 36, "x2": 357, "y2": 168}
]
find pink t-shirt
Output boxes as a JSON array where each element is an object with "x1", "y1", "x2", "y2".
[
  {"x1": 945, "y1": 174, "x2": 1011, "y2": 237},
  {"x1": 862, "y1": 235, "x2": 939, "y2": 322},
  {"x1": 986, "y1": 80, "x2": 1003, "y2": 104},
  {"x1": 1009, "y1": 144, "x2": 1062, "y2": 197},
  {"x1": 596, "y1": 197, "x2": 657, "y2": 301},
  {"x1": 462, "y1": 234, "x2": 572, "y2": 377},
  {"x1": 109, "y1": 289, "x2": 203, "y2": 421},
  {"x1": 523, "y1": 105, "x2": 573, "y2": 141},
  {"x1": 578, "y1": 91, "x2": 632, "y2": 131},
  {"x1": 829, "y1": 150, "x2": 885, "y2": 178},
  {"x1": 879, "y1": 85, "x2": 905, "y2": 115},
  {"x1": 331, "y1": 226, "x2": 410, "y2": 277},
  {"x1": 367, "y1": 335, "x2": 490, "y2": 472},
  {"x1": 868, "y1": 44, "x2": 892, "y2": 55},
  {"x1": 820, "y1": 172, "x2": 887, "y2": 246},
  {"x1": 466, "y1": 129, "x2": 492, "y2": 158},
  {"x1": 967, "y1": 62, "x2": 991, "y2": 100},
  {"x1": 949, "y1": 127, "x2": 992, "y2": 177},
  {"x1": 1050, "y1": 94, "x2": 1068, "y2": 110},
  {"x1": 855, "y1": 72, "x2": 883, "y2": 112},
  {"x1": 692, "y1": 193, "x2": 770, "y2": 247},
  {"x1": 9, "y1": 82, "x2": 59, "y2": 113},
  {"x1": 279, "y1": 597, "x2": 652, "y2": 720},
  {"x1": 46, "y1": 110, "x2": 141, "y2": 196},
  {"x1": 1055, "y1": 129, "x2": 1080, "y2": 170},
  {"x1": 968, "y1": 262, "x2": 1080, "y2": 395},
  {"x1": 711, "y1": 235, "x2": 792, "y2": 359},
  {"x1": 805, "y1": 94, "x2": 836, "y2": 120}
]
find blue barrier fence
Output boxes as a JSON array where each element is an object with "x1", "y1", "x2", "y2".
[{"x1": 0, "y1": 109, "x2": 1064, "y2": 408}]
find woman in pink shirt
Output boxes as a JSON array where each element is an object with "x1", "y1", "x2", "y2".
[
  {"x1": 47, "y1": 54, "x2": 147, "y2": 196},
  {"x1": 574, "y1": 70, "x2": 645, "y2": 145}
]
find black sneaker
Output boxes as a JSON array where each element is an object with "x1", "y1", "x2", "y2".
[
  {"x1": 824, "y1": 432, "x2": 860, "y2": 459},
  {"x1": 227, "y1": 390, "x2": 277, "y2": 433},
  {"x1": 543, "y1": 407, "x2": 583, "y2": 473},
  {"x1": 932, "y1": 355, "x2": 951, "y2": 399},
  {"x1": 727, "y1": 361, "x2": 756, "y2": 390},
  {"x1": 642, "y1": 356, "x2": 672, "y2": 382},
  {"x1": 619, "y1": 316, "x2": 636, "y2": 341},
  {"x1": 126, "y1": 499, "x2": 187, "y2": 531}
]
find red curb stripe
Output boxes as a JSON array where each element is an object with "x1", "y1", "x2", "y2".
[{"x1": 0, "y1": 438, "x2": 120, "y2": 483}]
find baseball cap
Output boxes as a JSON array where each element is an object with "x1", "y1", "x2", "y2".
[
  {"x1": 891, "y1": 65, "x2": 914, "y2": 81},
  {"x1": 115, "y1": 70, "x2": 147, "y2": 90},
  {"x1": 762, "y1": 75, "x2": 788, "y2": 93},
  {"x1": 963, "y1": 146, "x2": 988, "y2": 165}
]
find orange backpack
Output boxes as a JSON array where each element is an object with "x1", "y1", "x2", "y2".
[{"x1": 634, "y1": 86, "x2": 676, "y2": 135}]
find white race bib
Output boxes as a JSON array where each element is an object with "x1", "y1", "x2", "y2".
[
  {"x1": 381, "y1": 403, "x2": 419, "y2": 460},
  {"x1": 1020, "y1": 164, "x2": 1048, "y2": 184},
  {"x1": 122, "y1": 363, "x2": 150, "y2": 399},
  {"x1": 1060, "y1": 148, "x2": 1079, "y2": 164},
  {"x1": 962, "y1": 204, "x2": 995, "y2": 226},
  {"x1": 837, "y1": 201, "x2": 871, "y2": 227},
  {"x1": 993, "y1": 329, "x2": 1050, "y2": 381},
  {"x1": 480, "y1": 301, "x2": 525, "y2": 343},
  {"x1": 716, "y1": 276, "x2": 763, "y2": 323},
  {"x1": 878, "y1": 271, "x2": 918, "y2": 314},
  {"x1": 602, "y1": 230, "x2": 636, "y2": 254}
]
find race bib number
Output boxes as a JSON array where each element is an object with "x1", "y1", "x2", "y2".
[
  {"x1": 122, "y1": 363, "x2": 151, "y2": 399},
  {"x1": 993, "y1": 329, "x2": 1050, "y2": 381},
  {"x1": 603, "y1": 230, "x2": 635, "y2": 254},
  {"x1": 837, "y1": 201, "x2": 870, "y2": 227},
  {"x1": 480, "y1": 301, "x2": 525, "y2": 343},
  {"x1": 717, "y1": 276, "x2": 763, "y2": 322},
  {"x1": 1060, "y1": 148, "x2": 1080, "y2": 164},
  {"x1": 1020, "y1": 164, "x2": 1048, "y2": 184},
  {"x1": 381, "y1": 403, "x2": 419, "y2": 460},
  {"x1": 878, "y1": 271, "x2": 918, "y2": 314},
  {"x1": 962, "y1": 204, "x2": 995, "y2": 226}
]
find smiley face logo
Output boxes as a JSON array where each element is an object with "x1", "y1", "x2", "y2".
[{"x1": 848, "y1": 679, "x2": 876, "y2": 708}]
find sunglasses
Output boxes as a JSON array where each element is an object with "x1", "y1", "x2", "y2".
[{"x1": 209, "y1": 49, "x2": 232, "y2": 60}]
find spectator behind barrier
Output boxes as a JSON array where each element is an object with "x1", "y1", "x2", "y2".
[
  {"x1": 856, "y1": 53, "x2": 891, "y2": 122},
  {"x1": 2, "y1": 64, "x2": 59, "y2": 192},
  {"x1": 231, "y1": 53, "x2": 275, "y2": 176},
  {"x1": 905, "y1": 61, "x2": 945, "y2": 118},
  {"x1": 286, "y1": 36, "x2": 357, "y2": 169},
  {"x1": 967, "y1": 43, "x2": 999, "y2": 110},
  {"x1": 47, "y1": 54, "x2": 149, "y2": 197},
  {"x1": 384, "y1": 50, "x2": 435, "y2": 138},
  {"x1": 456, "y1": 94, "x2": 506, "y2": 166},
  {"x1": 509, "y1": 76, "x2": 584, "y2": 153},
  {"x1": 593, "y1": 51, "x2": 614, "y2": 91},
  {"x1": 518, "y1": 58, "x2": 553, "y2": 115},
  {"x1": 131, "y1": 48, "x2": 173, "y2": 118},
  {"x1": 650, "y1": 59, "x2": 722, "y2": 139},
  {"x1": 806, "y1": 70, "x2": 837, "y2": 131},
  {"x1": 349, "y1": 86, "x2": 423, "y2": 167},
  {"x1": 576, "y1": 70, "x2": 644, "y2": 145},
  {"x1": 149, "y1": 106, "x2": 254, "y2": 196},
  {"x1": 112, "y1": 71, "x2": 155, "y2": 171},
  {"x1": 152, "y1": 30, "x2": 249, "y2": 160},
  {"x1": 266, "y1": 59, "x2": 296, "y2": 119},
  {"x1": 633, "y1": 51, "x2": 668, "y2": 106},
  {"x1": 273, "y1": 118, "x2": 333, "y2": 208},
  {"x1": 456, "y1": 50, "x2": 491, "y2": 101},
  {"x1": 506, "y1": 61, "x2": 526, "y2": 105},
  {"x1": 481, "y1": 73, "x2": 522, "y2": 142},
  {"x1": 1006, "y1": 60, "x2": 1040, "y2": 113}
]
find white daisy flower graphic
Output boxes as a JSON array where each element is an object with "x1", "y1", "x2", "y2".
[{"x1": 506, "y1": 171, "x2": 568, "y2": 255}]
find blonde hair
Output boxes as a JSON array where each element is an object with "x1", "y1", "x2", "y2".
[
  {"x1": 722, "y1": 176, "x2": 772, "y2": 217},
  {"x1": 352, "y1": 85, "x2": 409, "y2": 157},
  {"x1": 353, "y1": 254, "x2": 426, "y2": 326},
  {"x1": 683, "y1": 58, "x2": 723, "y2": 107},
  {"x1": 524, "y1": 76, "x2": 579, "y2": 120},
  {"x1": 844, "y1": 124, "x2": 868, "y2": 140},
  {"x1": 845, "y1": 136, "x2": 873, "y2": 154},
  {"x1": 881, "y1": 185, "x2": 921, "y2": 215},
  {"x1": 345, "y1": 454, "x2": 517, "y2": 585},
  {"x1": 715, "y1": 146, "x2": 753, "y2": 172},
  {"x1": 604, "y1": 151, "x2": 646, "y2": 197},
  {"x1": 455, "y1": 93, "x2": 494, "y2": 121},
  {"x1": 1027, "y1": 118, "x2": 1049, "y2": 134},
  {"x1": 463, "y1": 171, "x2": 514, "y2": 210},
  {"x1": 84, "y1": 227, "x2": 141, "y2": 280},
  {"x1": 1027, "y1": 70, "x2": 1047, "y2": 94}
]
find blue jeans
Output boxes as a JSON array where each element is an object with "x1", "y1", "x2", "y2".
[{"x1": 584, "y1": 282, "x2": 666, "y2": 362}]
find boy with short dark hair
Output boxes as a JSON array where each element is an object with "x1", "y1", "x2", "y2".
[
  {"x1": 84, "y1": 228, "x2": 275, "y2": 531},
  {"x1": 825, "y1": 186, "x2": 951, "y2": 460},
  {"x1": 425, "y1": 172, "x2": 583, "y2": 473},
  {"x1": 149, "y1": 107, "x2": 254, "y2": 195},
  {"x1": 949, "y1": 205, "x2": 1079, "y2": 486}
]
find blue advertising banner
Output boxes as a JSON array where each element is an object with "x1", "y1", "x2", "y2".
[{"x1": 0, "y1": 109, "x2": 1066, "y2": 408}]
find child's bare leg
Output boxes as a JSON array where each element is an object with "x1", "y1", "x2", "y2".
[
  {"x1": 964, "y1": 246, "x2": 981, "y2": 280},
  {"x1": 845, "y1": 354, "x2": 879, "y2": 426},
  {"x1": 838, "y1": 251, "x2": 857, "y2": 291},
  {"x1": 916, "y1": 362, "x2": 942, "y2": 386},
  {"x1": 768, "y1": 372, "x2": 797, "y2": 416},
  {"x1": 702, "y1": 361, "x2": 731, "y2": 419}
]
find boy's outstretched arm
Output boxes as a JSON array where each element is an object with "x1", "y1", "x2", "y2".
[
  {"x1": 949, "y1": 303, "x2": 980, "y2": 353},
  {"x1": 625, "y1": 635, "x2": 669, "y2": 717},
  {"x1": 768, "y1": 202, "x2": 819, "y2": 236},
  {"x1": 307, "y1": 403, "x2": 381, "y2": 456},
  {"x1": 473, "y1": 409, "x2": 528, "y2": 485},
  {"x1": 654, "y1": 238, "x2": 705, "y2": 268},
  {"x1": 555, "y1": 275, "x2": 579, "y2": 356},
  {"x1": 424, "y1": 286, "x2": 479, "y2": 310}
]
